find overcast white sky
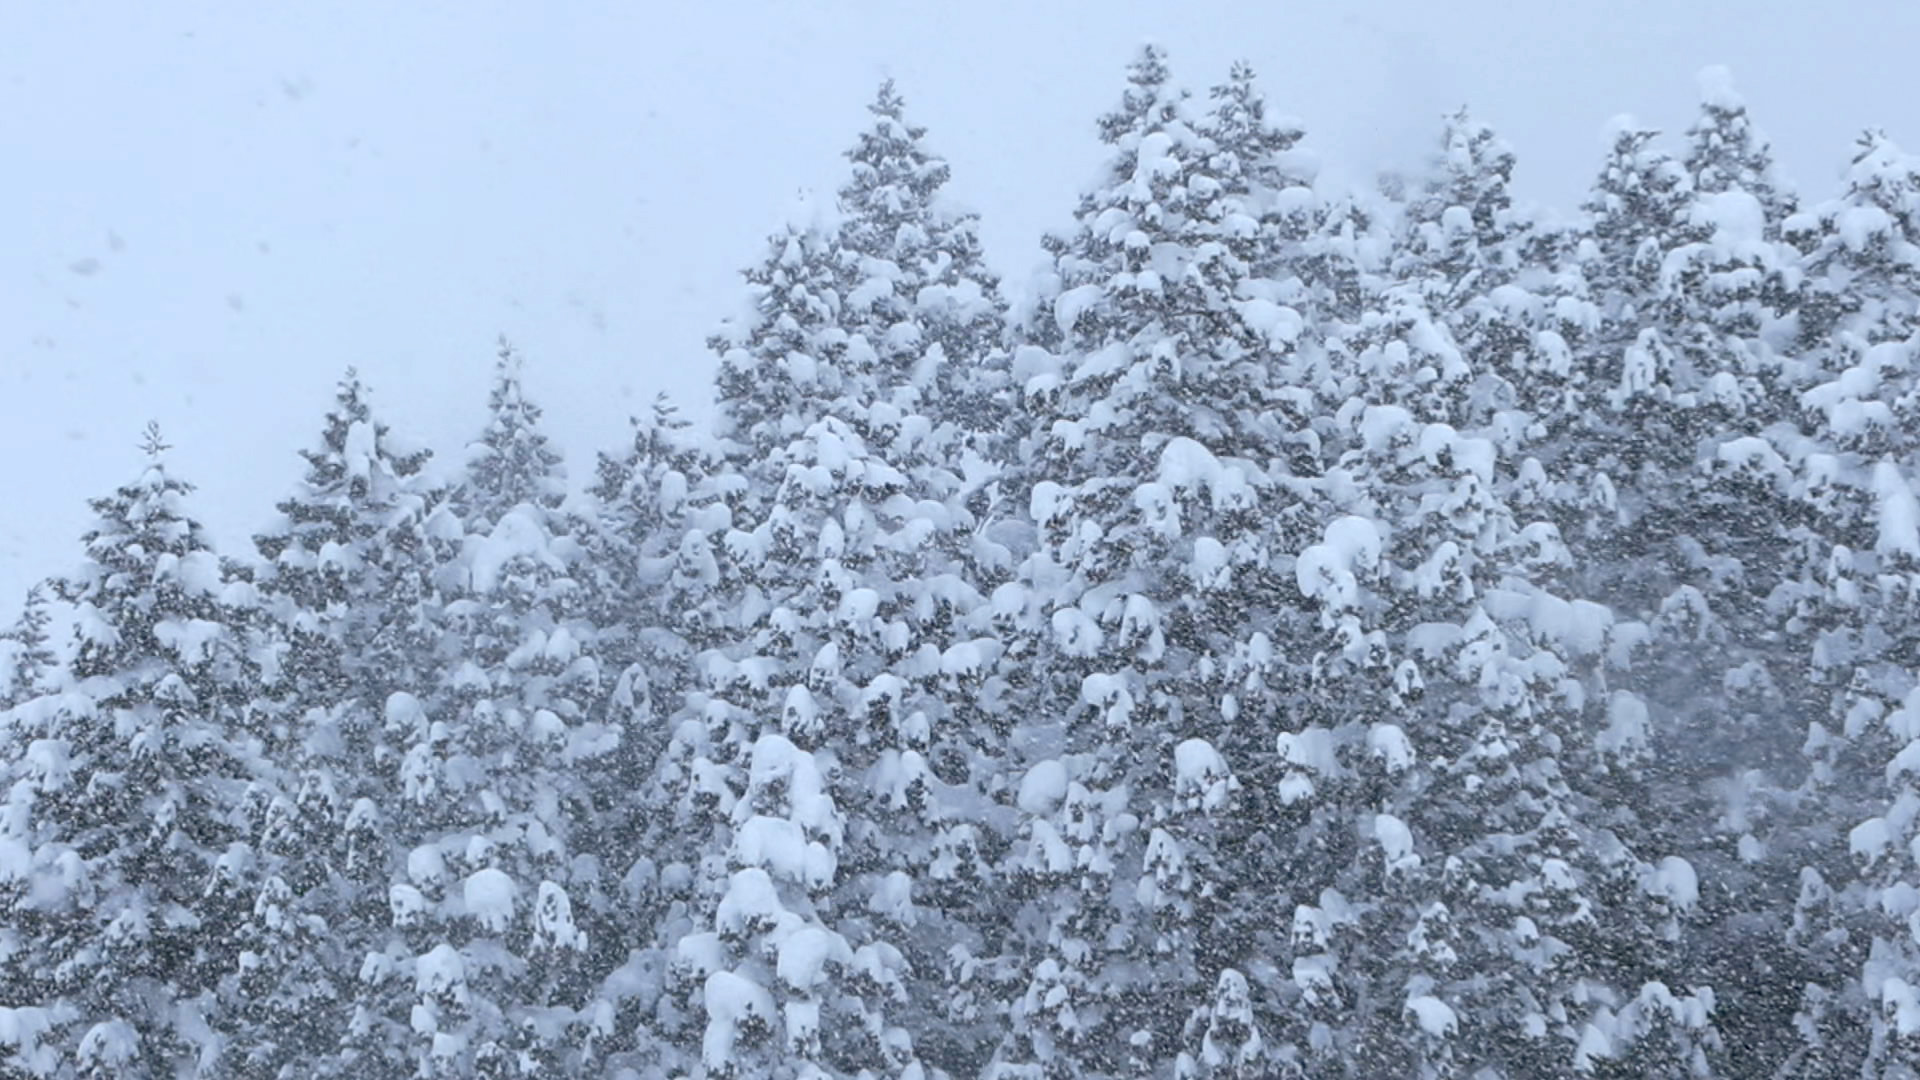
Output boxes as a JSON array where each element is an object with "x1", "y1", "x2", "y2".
[{"x1": 5, "y1": 0, "x2": 1919, "y2": 614}]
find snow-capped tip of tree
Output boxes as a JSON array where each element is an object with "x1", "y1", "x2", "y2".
[
  {"x1": 1684, "y1": 65, "x2": 1796, "y2": 231},
  {"x1": 453, "y1": 338, "x2": 569, "y2": 534},
  {"x1": 0, "y1": 583, "x2": 56, "y2": 709}
]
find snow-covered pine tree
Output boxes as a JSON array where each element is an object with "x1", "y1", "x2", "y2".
[
  {"x1": 1582, "y1": 119, "x2": 1696, "y2": 311},
  {"x1": 348, "y1": 345, "x2": 612, "y2": 1078},
  {"x1": 816, "y1": 80, "x2": 1028, "y2": 1076},
  {"x1": 252, "y1": 367, "x2": 444, "y2": 716},
  {"x1": 1555, "y1": 120, "x2": 1722, "y2": 763},
  {"x1": 1658, "y1": 139, "x2": 1809, "y2": 732},
  {"x1": 1202, "y1": 61, "x2": 1310, "y2": 220},
  {"x1": 985, "y1": 48, "x2": 1312, "y2": 1079},
  {"x1": 249, "y1": 367, "x2": 451, "y2": 809},
  {"x1": 1566, "y1": 88, "x2": 1796, "y2": 580},
  {"x1": 586, "y1": 392, "x2": 704, "y2": 682},
  {"x1": 582, "y1": 393, "x2": 708, "y2": 798},
  {"x1": 653, "y1": 192, "x2": 858, "y2": 1080},
  {"x1": 1397, "y1": 108, "x2": 1528, "y2": 308},
  {"x1": 835, "y1": 79, "x2": 1013, "y2": 462},
  {"x1": 1308, "y1": 138, "x2": 1502, "y2": 523},
  {"x1": 0, "y1": 427, "x2": 269, "y2": 1079},
  {"x1": 1657, "y1": 70, "x2": 1799, "y2": 420},
  {"x1": 1787, "y1": 129, "x2": 1920, "y2": 349},
  {"x1": 1782, "y1": 131, "x2": 1920, "y2": 1078},
  {"x1": 1683, "y1": 66, "x2": 1797, "y2": 239},
  {"x1": 1245, "y1": 110, "x2": 1738, "y2": 1074},
  {"x1": 663, "y1": 81, "x2": 1014, "y2": 1080},
  {"x1": 1560, "y1": 86, "x2": 1814, "y2": 1075},
  {"x1": 575, "y1": 390, "x2": 742, "y2": 1077},
  {"x1": 708, "y1": 192, "x2": 851, "y2": 492},
  {"x1": 1273, "y1": 377, "x2": 1677, "y2": 1078},
  {"x1": 0, "y1": 584, "x2": 56, "y2": 710},
  {"x1": 221, "y1": 370, "x2": 452, "y2": 1079},
  {"x1": 670, "y1": 403, "x2": 938, "y2": 1079},
  {"x1": 1389, "y1": 108, "x2": 1601, "y2": 452}
]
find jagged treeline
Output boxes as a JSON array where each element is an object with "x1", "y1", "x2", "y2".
[{"x1": 3, "y1": 44, "x2": 1919, "y2": 1080}]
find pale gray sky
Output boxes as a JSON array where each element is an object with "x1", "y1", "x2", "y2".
[{"x1": 5, "y1": 0, "x2": 1917, "y2": 612}]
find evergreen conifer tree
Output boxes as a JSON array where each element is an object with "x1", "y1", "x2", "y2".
[
  {"x1": 223, "y1": 370, "x2": 450, "y2": 1079},
  {"x1": 0, "y1": 585, "x2": 56, "y2": 710},
  {"x1": 350, "y1": 347, "x2": 610, "y2": 1078},
  {"x1": 662, "y1": 80, "x2": 1013, "y2": 1080},
  {"x1": 1783, "y1": 131, "x2": 1920, "y2": 1078},
  {"x1": 986, "y1": 48, "x2": 1315, "y2": 1079},
  {"x1": 1683, "y1": 67, "x2": 1797, "y2": 237},
  {"x1": 0, "y1": 428, "x2": 269, "y2": 1079}
]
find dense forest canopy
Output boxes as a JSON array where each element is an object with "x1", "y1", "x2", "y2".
[{"x1": 5, "y1": 45, "x2": 1920, "y2": 1080}]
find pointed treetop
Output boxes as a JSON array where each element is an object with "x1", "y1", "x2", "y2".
[
  {"x1": 1844, "y1": 128, "x2": 1919, "y2": 189},
  {"x1": 139, "y1": 420, "x2": 171, "y2": 459},
  {"x1": 708, "y1": 199, "x2": 847, "y2": 458},
  {"x1": 1098, "y1": 42, "x2": 1182, "y2": 145},
  {"x1": 1415, "y1": 107, "x2": 1517, "y2": 234},
  {"x1": 1683, "y1": 65, "x2": 1793, "y2": 223},
  {"x1": 1204, "y1": 60, "x2": 1308, "y2": 185},
  {"x1": 1211, "y1": 59, "x2": 1274, "y2": 116},
  {"x1": 493, "y1": 333, "x2": 524, "y2": 386},
  {"x1": 1854, "y1": 127, "x2": 1897, "y2": 164},
  {"x1": 1841, "y1": 129, "x2": 1920, "y2": 221},
  {"x1": 1440, "y1": 106, "x2": 1511, "y2": 170},
  {"x1": 486, "y1": 336, "x2": 540, "y2": 431},
  {"x1": 831, "y1": 73, "x2": 1008, "y2": 428},
  {"x1": 456, "y1": 336, "x2": 567, "y2": 528},
  {"x1": 60, "y1": 435, "x2": 222, "y2": 685},
  {"x1": 840, "y1": 79, "x2": 945, "y2": 240},
  {"x1": 279, "y1": 365, "x2": 431, "y2": 506},
  {"x1": 630, "y1": 391, "x2": 695, "y2": 463},
  {"x1": 1127, "y1": 40, "x2": 1171, "y2": 89},
  {"x1": 649, "y1": 389, "x2": 688, "y2": 428},
  {"x1": 1785, "y1": 128, "x2": 1920, "y2": 341},
  {"x1": 869, "y1": 77, "x2": 905, "y2": 121},
  {"x1": 1584, "y1": 116, "x2": 1688, "y2": 217},
  {"x1": 589, "y1": 391, "x2": 703, "y2": 520},
  {"x1": 1580, "y1": 116, "x2": 1699, "y2": 303},
  {"x1": 332, "y1": 366, "x2": 373, "y2": 421}
]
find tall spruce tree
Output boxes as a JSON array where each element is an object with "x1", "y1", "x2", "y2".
[
  {"x1": 820, "y1": 81, "x2": 1024, "y2": 1077},
  {"x1": 664, "y1": 92, "x2": 990, "y2": 1075},
  {"x1": 0, "y1": 585, "x2": 56, "y2": 710},
  {"x1": 1784, "y1": 131, "x2": 1920, "y2": 1078},
  {"x1": 984, "y1": 47, "x2": 1315, "y2": 1079},
  {"x1": 0, "y1": 428, "x2": 269, "y2": 1079},
  {"x1": 232, "y1": 370, "x2": 453, "y2": 1079},
  {"x1": 1275, "y1": 332, "x2": 1681, "y2": 1077},
  {"x1": 574, "y1": 391, "x2": 724, "y2": 1078},
  {"x1": 655, "y1": 193, "x2": 857, "y2": 1080},
  {"x1": 351, "y1": 346, "x2": 612, "y2": 1078}
]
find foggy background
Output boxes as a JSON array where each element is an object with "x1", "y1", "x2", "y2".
[{"x1": 5, "y1": 0, "x2": 1917, "y2": 613}]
